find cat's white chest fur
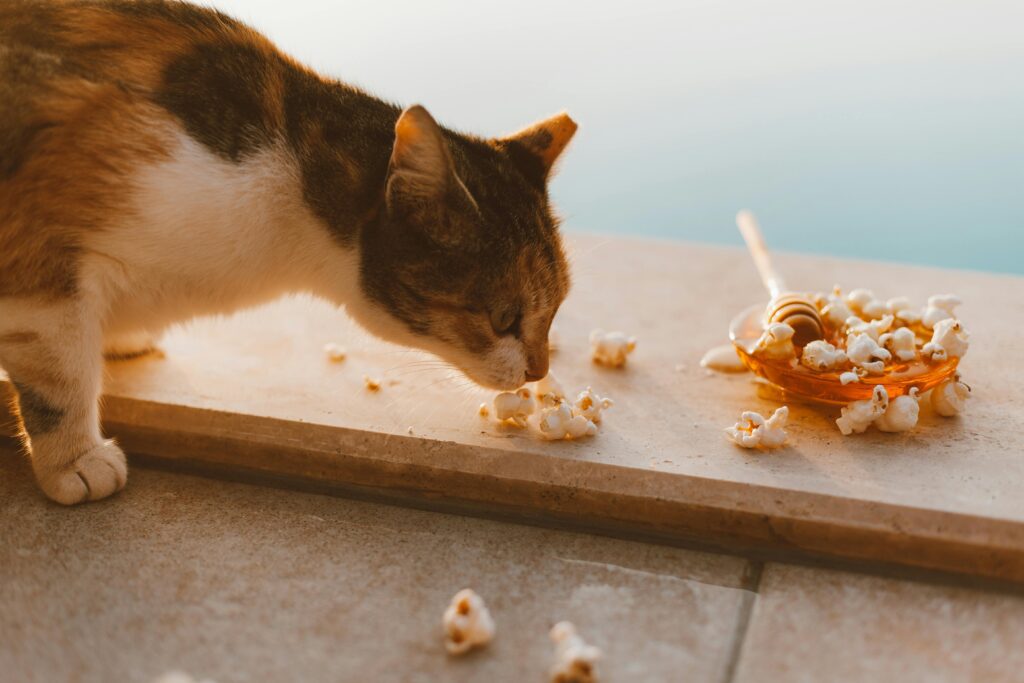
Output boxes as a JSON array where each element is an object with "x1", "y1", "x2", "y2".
[{"x1": 83, "y1": 129, "x2": 357, "y2": 339}]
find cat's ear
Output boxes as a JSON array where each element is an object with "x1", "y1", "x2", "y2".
[
  {"x1": 386, "y1": 105, "x2": 480, "y2": 248},
  {"x1": 387, "y1": 105, "x2": 451, "y2": 201},
  {"x1": 502, "y1": 112, "x2": 578, "y2": 181}
]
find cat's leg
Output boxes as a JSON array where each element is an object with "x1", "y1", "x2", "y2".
[
  {"x1": 103, "y1": 330, "x2": 162, "y2": 361},
  {"x1": 0, "y1": 299, "x2": 126, "y2": 505}
]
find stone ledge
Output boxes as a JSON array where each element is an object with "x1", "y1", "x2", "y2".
[{"x1": 2, "y1": 234, "x2": 1022, "y2": 581}]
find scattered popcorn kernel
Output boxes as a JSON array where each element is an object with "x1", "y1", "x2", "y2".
[
  {"x1": 839, "y1": 370, "x2": 861, "y2": 385},
  {"x1": 845, "y1": 333, "x2": 891, "y2": 375},
  {"x1": 493, "y1": 388, "x2": 536, "y2": 427},
  {"x1": 538, "y1": 401, "x2": 598, "y2": 440},
  {"x1": 874, "y1": 388, "x2": 920, "y2": 433},
  {"x1": 922, "y1": 294, "x2": 962, "y2": 329},
  {"x1": 931, "y1": 373, "x2": 971, "y2": 417},
  {"x1": 837, "y1": 385, "x2": 889, "y2": 435},
  {"x1": 573, "y1": 387, "x2": 614, "y2": 423},
  {"x1": 725, "y1": 406, "x2": 789, "y2": 449},
  {"x1": 443, "y1": 589, "x2": 495, "y2": 655},
  {"x1": 922, "y1": 318, "x2": 970, "y2": 363},
  {"x1": 879, "y1": 327, "x2": 917, "y2": 363},
  {"x1": 800, "y1": 340, "x2": 847, "y2": 371},
  {"x1": 533, "y1": 372, "x2": 567, "y2": 406},
  {"x1": 323, "y1": 343, "x2": 347, "y2": 362},
  {"x1": 363, "y1": 375, "x2": 381, "y2": 391},
  {"x1": 478, "y1": 402, "x2": 490, "y2": 417},
  {"x1": 753, "y1": 323, "x2": 796, "y2": 361},
  {"x1": 700, "y1": 344, "x2": 747, "y2": 373},
  {"x1": 845, "y1": 315, "x2": 894, "y2": 342},
  {"x1": 589, "y1": 329, "x2": 637, "y2": 367},
  {"x1": 549, "y1": 621, "x2": 602, "y2": 683}
]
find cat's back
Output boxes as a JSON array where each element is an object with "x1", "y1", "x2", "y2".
[{"x1": 0, "y1": 0, "x2": 290, "y2": 297}]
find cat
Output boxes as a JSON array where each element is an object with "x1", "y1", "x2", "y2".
[{"x1": 0, "y1": 0, "x2": 575, "y2": 505}]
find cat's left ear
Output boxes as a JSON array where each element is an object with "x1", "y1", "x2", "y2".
[{"x1": 501, "y1": 112, "x2": 578, "y2": 182}]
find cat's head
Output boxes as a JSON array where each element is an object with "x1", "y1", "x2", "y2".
[{"x1": 356, "y1": 106, "x2": 575, "y2": 390}]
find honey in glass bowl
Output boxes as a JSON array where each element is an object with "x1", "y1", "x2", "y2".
[{"x1": 729, "y1": 304, "x2": 960, "y2": 405}]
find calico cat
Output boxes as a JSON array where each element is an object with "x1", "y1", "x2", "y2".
[{"x1": 0, "y1": 0, "x2": 575, "y2": 505}]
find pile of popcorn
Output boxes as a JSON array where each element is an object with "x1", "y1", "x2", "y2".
[
  {"x1": 443, "y1": 589, "x2": 603, "y2": 682},
  {"x1": 486, "y1": 372, "x2": 614, "y2": 441},
  {"x1": 744, "y1": 287, "x2": 973, "y2": 438}
]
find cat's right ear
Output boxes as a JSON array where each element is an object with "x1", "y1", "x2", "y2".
[
  {"x1": 386, "y1": 105, "x2": 480, "y2": 248},
  {"x1": 386, "y1": 105, "x2": 451, "y2": 203}
]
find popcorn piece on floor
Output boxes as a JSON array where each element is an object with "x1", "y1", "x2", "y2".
[
  {"x1": 922, "y1": 294, "x2": 962, "y2": 329},
  {"x1": 845, "y1": 333, "x2": 891, "y2": 375},
  {"x1": 363, "y1": 375, "x2": 381, "y2": 391},
  {"x1": 323, "y1": 343, "x2": 347, "y2": 362},
  {"x1": 800, "y1": 340, "x2": 847, "y2": 371},
  {"x1": 700, "y1": 344, "x2": 747, "y2": 373},
  {"x1": 478, "y1": 402, "x2": 490, "y2": 417},
  {"x1": 922, "y1": 318, "x2": 970, "y2": 362},
  {"x1": 589, "y1": 329, "x2": 637, "y2": 367},
  {"x1": 879, "y1": 327, "x2": 917, "y2": 363},
  {"x1": 836, "y1": 385, "x2": 889, "y2": 435},
  {"x1": 152, "y1": 674, "x2": 217, "y2": 683},
  {"x1": 725, "y1": 406, "x2": 789, "y2": 449},
  {"x1": 931, "y1": 373, "x2": 971, "y2": 416},
  {"x1": 533, "y1": 372, "x2": 567, "y2": 406},
  {"x1": 753, "y1": 323, "x2": 796, "y2": 361},
  {"x1": 846, "y1": 315, "x2": 894, "y2": 342},
  {"x1": 538, "y1": 401, "x2": 598, "y2": 440},
  {"x1": 443, "y1": 589, "x2": 495, "y2": 655},
  {"x1": 839, "y1": 370, "x2": 861, "y2": 385},
  {"x1": 493, "y1": 388, "x2": 536, "y2": 427},
  {"x1": 874, "y1": 388, "x2": 920, "y2": 433},
  {"x1": 549, "y1": 621, "x2": 602, "y2": 683},
  {"x1": 572, "y1": 387, "x2": 614, "y2": 423}
]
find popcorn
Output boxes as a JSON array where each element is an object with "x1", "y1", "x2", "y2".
[
  {"x1": 845, "y1": 315, "x2": 894, "y2": 342},
  {"x1": 323, "y1": 343, "x2": 347, "y2": 362},
  {"x1": 443, "y1": 589, "x2": 495, "y2": 655},
  {"x1": 494, "y1": 388, "x2": 536, "y2": 427},
  {"x1": 363, "y1": 375, "x2": 381, "y2": 391},
  {"x1": 589, "y1": 329, "x2": 637, "y2": 367},
  {"x1": 922, "y1": 294, "x2": 962, "y2": 329},
  {"x1": 478, "y1": 403, "x2": 490, "y2": 417},
  {"x1": 931, "y1": 373, "x2": 971, "y2": 416},
  {"x1": 922, "y1": 318, "x2": 969, "y2": 362},
  {"x1": 753, "y1": 323, "x2": 796, "y2": 361},
  {"x1": 874, "y1": 388, "x2": 920, "y2": 433},
  {"x1": 836, "y1": 385, "x2": 888, "y2": 435},
  {"x1": 549, "y1": 621, "x2": 602, "y2": 683},
  {"x1": 800, "y1": 340, "x2": 847, "y2": 372},
  {"x1": 818, "y1": 287, "x2": 855, "y2": 329},
  {"x1": 725, "y1": 406, "x2": 789, "y2": 449},
  {"x1": 839, "y1": 371, "x2": 861, "y2": 385},
  {"x1": 846, "y1": 288, "x2": 876, "y2": 312},
  {"x1": 879, "y1": 327, "x2": 917, "y2": 363},
  {"x1": 845, "y1": 333, "x2": 891, "y2": 375},
  {"x1": 700, "y1": 344, "x2": 747, "y2": 373},
  {"x1": 538, "y1": 401, "x2": 598, "y2": 440},
  {"x1": 533, "y1": 372, "x2": 567, "y2": 406},
  {"x1": 572, "y1": 387, "x2": 614, "y2": 423}
]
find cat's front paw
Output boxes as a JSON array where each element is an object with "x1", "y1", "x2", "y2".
[{"x1": 36, "y1": 441, "x2": 128, "y2": 505}]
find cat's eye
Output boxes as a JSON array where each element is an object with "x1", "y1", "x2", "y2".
[{"x1": 490, "y1": 308, "x2": 522, "y2": 336}]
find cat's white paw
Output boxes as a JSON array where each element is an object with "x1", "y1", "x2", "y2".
[
  {"x1": 36, "y1": 441, "x2": 128, "y2": 505},
  {"x1": 103, "y1": 332, "x2": 162, "y2": 360}
]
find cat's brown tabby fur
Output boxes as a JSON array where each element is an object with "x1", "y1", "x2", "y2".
[{"x1": 0, "y1": 0, "x2": 577, "y2": 504}]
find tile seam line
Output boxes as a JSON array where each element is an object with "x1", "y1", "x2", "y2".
[{"x1": 722, "y1": 561, "x2": 765, "y2": 683}]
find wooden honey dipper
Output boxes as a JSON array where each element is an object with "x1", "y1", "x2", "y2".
[{"x1": 736, "y1": 210, "x2": 825, "y2": 348}]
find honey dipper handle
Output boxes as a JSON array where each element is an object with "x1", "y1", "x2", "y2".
[{"x1": 736, "y1": 210, "x2": 786, "y2": 300}]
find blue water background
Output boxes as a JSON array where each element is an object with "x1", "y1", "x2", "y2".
[{"x1": 212, "y1": 0, "x2": 1024, "y2": 274}]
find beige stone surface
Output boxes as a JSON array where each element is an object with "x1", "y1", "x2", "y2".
[
  {"x1": 733, "y1": 563, "x2": 1024, "y2": 683},
  {"x1": 0, "y1": 451, "x2": 752, "y2": 683},
  {"x1": 3, "y1": 235, "x2": 1023, "y2": 579}
]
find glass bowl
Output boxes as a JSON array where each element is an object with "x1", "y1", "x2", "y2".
[{"x1": 729, "y1": 304, "x2": 960, "y2": 405}]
